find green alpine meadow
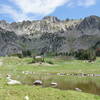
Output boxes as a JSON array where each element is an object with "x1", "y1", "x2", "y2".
[{"x1": 0, "y1": 56, "x2": 100, "y2": 100}]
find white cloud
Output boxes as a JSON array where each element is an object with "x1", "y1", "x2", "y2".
[
  {"x1": 10, "y1": 0, "x2": 70, "y2": 15},
  {"x1": 0, "y1": 5, "x2": 32, "y2": 21},
  {"x1": 0, "y1": 0, "x2": 97, "y2": 21}
]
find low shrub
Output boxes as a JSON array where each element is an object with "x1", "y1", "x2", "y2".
[
  {"x1": 9, "y1": 53, "x2": 23, "y2": 58},
  {"x1": 75, "y1": 49, "x2": 96, "y2": 60},
  {"x1": 46, "y1": 61, "x2": 54, "y2": 64}
]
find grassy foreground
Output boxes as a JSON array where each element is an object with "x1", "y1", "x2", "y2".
[
  {"x1": 0, "y1": 85, "x2": 100, "y2": 100},
  {"x1": 0, "y1": 56, "x2": 100, "y2": 100}
]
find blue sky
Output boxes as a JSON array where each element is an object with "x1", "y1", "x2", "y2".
[{"x1": 0, "y1": 0, "x2": 100, "y2": 22}]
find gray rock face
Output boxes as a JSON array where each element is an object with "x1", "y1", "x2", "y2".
[
  {"x1": 0, "y1": 28, "x2": 22, "y2": 56},
  {"x1": 0, "y1": 15, "x2": 100, "y2": 56},
  {"x1": 77, "y1": 16, "x2": 100, "y2": 30}
]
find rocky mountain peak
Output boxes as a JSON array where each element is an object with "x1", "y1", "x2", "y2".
[
  {"x1": 84, "y1": 15, "x2": 100, "y2": 25},
  {"x1": 0, "y1": 20, "x2": 7, "y2": 24},
  {"x1": 43, "y1": 16, "x2": 60, "y2": 23},
  {"x1": 0, "y1": 20, "x2": 9, "y2": 28},
  {"x1": 77, "y1": 15, "x2": 100, "y2": 30}
]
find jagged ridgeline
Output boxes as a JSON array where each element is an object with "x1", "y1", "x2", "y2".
[{"x1": 0, "y1": 15, "x2": 100, "y2": 56}]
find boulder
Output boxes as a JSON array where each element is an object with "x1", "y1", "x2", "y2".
[
  {"x1": 57, "y1": 73, "x2": 65, "y2": 76},
  {"x1": 33, "y1": 80, "x2": 42, "y2": 85},
  {"x1": 33, "y1": 56, "x2": 44, "y2": 62},
  {"x1": 51, "y1": 82, "x2": 58, "y2": 87},
  {"x1": 7, "y1": 79, "x2": 21, "y2": 85},
  {"x1": 6, "y1": 75, "x2": 21, "y2": 85},
  {"x1": 75, "y1": 88, "x2": 82, "y2": 92},
  {"x1": 24, "y1": 96, "x2": 29, "y2": 100}
]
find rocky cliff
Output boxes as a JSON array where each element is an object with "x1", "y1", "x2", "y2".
[{"x1": 0, "y1": 15, "x2": 100, "y2": 56}]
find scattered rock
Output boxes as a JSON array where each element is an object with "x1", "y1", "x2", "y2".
[
  {"x1": 33, "y1": 56, "x2": 44, "y2": 63},
  {"x1": 89, "y1": 74, "x2": 94, "y2": 77},
  {"x1": 6, "y1": 74, "x2": 21, "y2": 85},
  {"x1": 51, "y1": 82, "x2": 58, "y2": 87},
  {"x1": 24, "y1": 96, "x2": 29, "y2": 100},
  {"x1": 75, "y1": 88, "x2": 82, "y2": 92},
  {"x1": 35, "y1": 56, "x2": 42, "y2": 59},
  {"x1": 33, "y1": 80, "x2": 42, "y2": 85},
  {"x1": 22, "y1": 71, "x2": 32, "y2": 74},
  {"x1": 57, "y1": 73, "x2": 65, "y2": 76},
  {"x1": 7, "y1": 79, "x2": 21, "y2": 85}
]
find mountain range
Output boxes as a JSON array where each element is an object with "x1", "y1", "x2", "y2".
[{"x1": 0, "y1": 15, "x2": 100, "y2": 56}]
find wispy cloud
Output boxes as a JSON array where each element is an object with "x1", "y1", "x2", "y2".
[
  {"x1": 0, "y1": 0, "x2": 97, "y2": 21},
  {"x1": 78, "y1": 0, "x2": 96, "y2": 7},
  {"x1": 0, "y1": 5, "x2": 33, "y2": 21},
  {"x1": 68, "y1": 0, "x2": 96, "y2": 7}
]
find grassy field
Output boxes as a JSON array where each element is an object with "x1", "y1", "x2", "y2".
[
  {"x1": 0, "y1": 56, "x2": 100, "y2": 74},
  {"x1": 0, "y1": 56, "x2": 100, "y2": 100}
]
